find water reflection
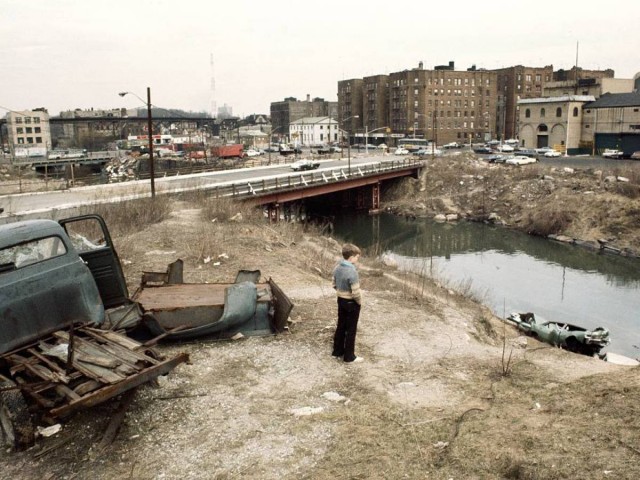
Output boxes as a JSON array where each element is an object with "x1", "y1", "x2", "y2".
[{"x1": 332, "y1": 212, "x2": 640, "y2": 357}]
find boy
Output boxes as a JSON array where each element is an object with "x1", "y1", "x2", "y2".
[{"x1": 332, "y1": 243, "x2": 363, "y2": 363}]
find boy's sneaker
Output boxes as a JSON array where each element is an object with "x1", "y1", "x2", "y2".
[{"x1": 345, "y1": 357, "x2": 364, "y2": 363}]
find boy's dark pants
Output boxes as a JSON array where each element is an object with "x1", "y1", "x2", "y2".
[{"x1": 332, "y1": 298, "x2": 361, "y2": 362}]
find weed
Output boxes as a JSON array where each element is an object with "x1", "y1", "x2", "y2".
[
  {"x1": 79, "y1": 194, "x2": 172, "y2": 237},
  {"x1": 521, "y1": 208, "x2": 572, "y2": 236}
]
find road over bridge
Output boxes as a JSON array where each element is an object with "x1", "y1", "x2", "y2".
[{"x1": 0, "y1": 156, "x2": 423, "y2": 223}]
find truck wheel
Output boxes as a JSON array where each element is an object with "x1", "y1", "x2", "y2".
[{"x1": 0, "y1": 381, "x2": 35, "y2": 450}]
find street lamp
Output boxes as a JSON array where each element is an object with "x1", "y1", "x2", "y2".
[
  {"x1": 267, "y1": 125, "x2": 286, "y2": 165},
  {"x1": 341, "y1": 115, "x2": 359, "y2": 175},
  {"x1": 364, "y1": 126, "x2": 389, "y2": 155},
  {"x1": 119, "y1": 87, "x2": 155, "y2": 198}
]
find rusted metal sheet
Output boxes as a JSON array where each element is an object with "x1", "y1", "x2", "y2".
[{"x1": 132, "y1": 268, "x2": 293, "y2": 340}]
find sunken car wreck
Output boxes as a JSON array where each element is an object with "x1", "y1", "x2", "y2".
[{"x1": 507, "y1": 312, "x2": 610, "y2": 356}]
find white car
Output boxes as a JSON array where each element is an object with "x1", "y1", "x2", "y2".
[
  {"x1": 543, "y1": 150, "x2": 561, "y2": 158},
  {"x1": 290, "y1": 159, "x2": 320, "y2": 171},
  {"x1": 245, "y1": 149, "x2": 261, "y2": 157},
  {"x1": 602, "y1": 149, "x2": 623, "y2": 159},
  {"x1": 535, "y1": 146, "x2": 554, "y2": 154},
  {"x1": 394, "y1": 148, "x2": 409, "y2": 155},
  {"x1": 506, "y1": 155, "x2": 538, "y2": 165},
  {"x1": 497, "y1": 144, "x2": 514, "y2": 152},
  {"x1": 377, "y1": 143, "x2": 388, "y2": 150}
]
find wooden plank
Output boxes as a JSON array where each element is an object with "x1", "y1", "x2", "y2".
[
  {"x1": 45, "y1": 334, "x2": 125, "y2": 385},
  {"x1": 81, "y1": 329, "x2": 160, "y2": 365},
  {"x1": 45, "y1": 334, "x2": 121, "y2": 369},
  {"x1": 87, "y1": 329, "x2": 142, "y2": 351},
  {"x1": 74, "y1": 380, "x2": 101, "y2": 396},
  {"x1": 55, "y1": 384, "x2": 82, "y2": 401},
  {"x1": 27, "y1": 348, "x2": 72, "y2": 382},
  {"x1": 8, "y1": 354, "x2": 69, "y2": 384}
]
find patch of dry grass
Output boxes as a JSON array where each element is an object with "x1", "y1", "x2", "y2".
[
  {"x1": 79, "y1": 194, "x2": 172, "y2": 237},
  {"x1": 521, "y1": 207, "x2": 573, "y2": 236}
]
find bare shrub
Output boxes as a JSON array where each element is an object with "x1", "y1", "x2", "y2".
[
  {"x1": 613, "y1": 182, "x2": 640, "y2": 199},
  {"x1": 521, "y1": 208, "x2": 572, "y2": 236},
  {"x1": 80, "y1": 195, "x2": 172, "y2": 237}
]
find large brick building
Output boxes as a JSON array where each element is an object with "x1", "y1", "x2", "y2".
[
  {"x1": 494, "y1": 65, "x2": 554, "y2": 140},
  {"x1": 270, "y1": 95, "x2": 338, "y2": 140},
  {"x1": 339, "y1": 61, "x2": 499, "y2": 146}
]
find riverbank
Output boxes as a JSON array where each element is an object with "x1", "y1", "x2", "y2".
[
  {"x1": 1, "y1": 197, "x2": 638, "y2": 479},
  {"x1": 385, "y1": 152, "x2": 640, "y2": 258}
]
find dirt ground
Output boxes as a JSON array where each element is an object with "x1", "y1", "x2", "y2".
[{"x1": 1, "y1": 196, "x2": 639, "y2": 480}]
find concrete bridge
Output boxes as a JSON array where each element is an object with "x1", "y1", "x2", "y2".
[{"x1": 0, "y1": 156, "x2": 423, "y2": 224}]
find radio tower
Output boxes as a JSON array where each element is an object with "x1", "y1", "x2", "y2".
[{"x1": 210, "y1": 53, "x2": 217, "y2": 118}]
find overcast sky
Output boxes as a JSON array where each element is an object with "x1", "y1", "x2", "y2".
[{"x1": 2, "y1": 0, "x2": 638, "y2": 118}]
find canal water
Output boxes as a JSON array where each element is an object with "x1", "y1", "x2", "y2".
[{"x1": 331, "y1": 212, "x2": 640, "y2": 358}]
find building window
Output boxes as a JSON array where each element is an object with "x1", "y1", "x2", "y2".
[
  {"x1": 16, "y1": 127, "x2": 23, "y2": 134},
  {"x1": 573, "y1": 107, "x2": 579, "y2": 117},
  {"x1": 33, "y1": 117, "x2": 41, "y2": 124},
  {"x1": 15, "y1": 117, "x2": 22, "y2": 124},
  {"x1": 25, "y1": 117, "x2": 31, "y2": 124},
  {"x1": 36, "y1": 137, "x2": 42, "y2": 143},
  {"x1": 540, "y1": 108, "x2": 546, "y2": 117},
  {"x1": 526, "y1": 74, "x2": 532, "y2": 82},
  {"x1": 26, "y1": 127, "x2": 33, "y2": 133},
  {"x1": 536, "y1": 74, "x2": 541, "y2": 82},
  {"x1": 17, "y1": 138, "x2": 24, "y2": 144},
  {"x1": 27, "y1": 137, "x2": 34, "y2": 143},
  {"x1": 525, "y1": 109, "x2": 531, "y2": 118},
  {"x1": 556, "y1": 107, "x2": 562, "y2": 117}
]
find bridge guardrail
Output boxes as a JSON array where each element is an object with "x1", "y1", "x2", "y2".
[{"x1": 196, "y1": 158, "x2": 424, "y2": 200}]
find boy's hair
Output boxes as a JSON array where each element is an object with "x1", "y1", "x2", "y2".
[{"x1": 342, "y1": 243, "x2": 361, "y2": 260}]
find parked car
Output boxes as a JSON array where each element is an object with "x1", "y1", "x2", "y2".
[
  {"x1": 506, "y1": 155, "x2": 538, "y2": 165},
  {"x1": 245, "y1": 149, "x2": 261, "y2": 157},
  {"x1": 543, "y1": 149, "x2": 562, "y2": 157},
  {"x1": 330, "y1": 146, "x2": 342, "y2": 153},
  {"x1": 394, "y1": 148, "x2": 409, "y2": 155},
  {"x1": 473, "y1": 146, "x2": 493, "y2": 154},
  {"x1": 443, "y1": 142, "x2": 462, "y2": 149},
  {"x1": 631, "y1": 151, "x2": 640, "y2": 160},
  {"x1": 507, "y1": 312, "x2": 610, "y2": 356},
  {"x1": 486, "y1": 154, "x2": 509, "y2": 164},
  {"x1": 496, "y1": 144, "x2": 515, "y2": 152},
  {"x1": 416, "y1": 148, "x2": 442, "y2": 156},
  {"x1": 377, "y1": 143, "x2": 388, "y2": 150},
  {"x1": 602, "y1": 149, "x2": 624, "y2": 159},
  {"x1": 316, "y1": 146, "x2": 331, "y2": 154},
  {"x1": 515, "y1": 148, "x2": 538, "y2": 158},
  {"x1": 290, "y1": 159, "x2": 320, "y2": 171},
  {"x1": 534, "y1": 146, "x2": 554, "y2": 154}
]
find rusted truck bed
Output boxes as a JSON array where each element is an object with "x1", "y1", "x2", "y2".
[{"x1": 1, "y1": 325, "x2": 188, "y2": 422}]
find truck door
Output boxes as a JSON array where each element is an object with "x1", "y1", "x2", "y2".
[{"x1": 59, "y1": 215, "x2": 129, "y2": 309}]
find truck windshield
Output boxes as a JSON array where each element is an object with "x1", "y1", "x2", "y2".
[{"x1": 0, "y1": 235, "x2": 67, "y2": 271}]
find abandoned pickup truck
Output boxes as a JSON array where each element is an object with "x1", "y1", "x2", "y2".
[{"x1": 0, "y1": 215, "x2": 188, "y2": 449}]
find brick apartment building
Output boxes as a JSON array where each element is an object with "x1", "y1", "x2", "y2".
[
  {"x1": 339, "y1": 62, "x2": 617, "y2": 145},
  {"x1": 270, "y1": 95, "x2": 338, "y2": 141},
  {"x1": 339, "y1": 61, "x2": 499, "y2": 146}
]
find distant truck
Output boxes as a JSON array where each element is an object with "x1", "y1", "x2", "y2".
[{"x1": 211, "y1": 144, "x2": 245, "y2": 159}]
